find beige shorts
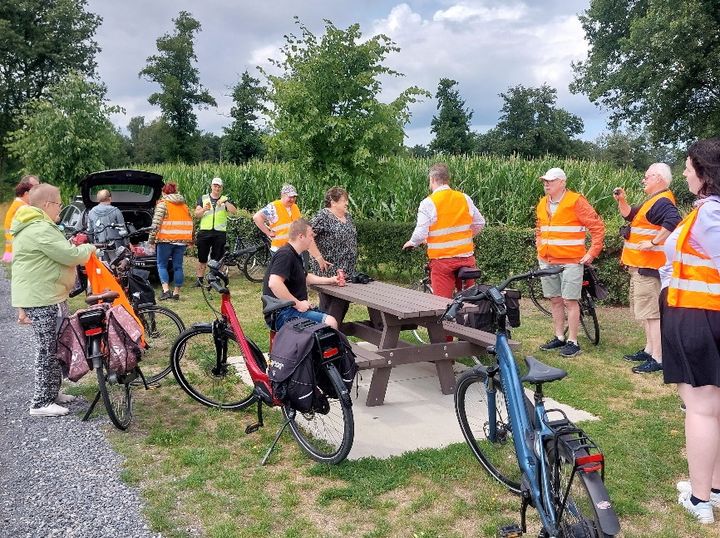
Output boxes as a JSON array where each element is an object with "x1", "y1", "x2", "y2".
[
  {"x1": 628, "y1": 268, "x2": 661, "y2": 320},
  {"x1": 538, "y1": 261, "x2": 583, "y2": 300}
]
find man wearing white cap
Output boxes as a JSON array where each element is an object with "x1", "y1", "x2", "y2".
[
  {"x1": 194, "y1": 177, "x2": 237, "y2": 285},
  {"x1": 535, "y1": 167, "x2": 605, "y2": 357}
]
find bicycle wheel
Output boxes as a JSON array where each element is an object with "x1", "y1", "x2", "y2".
[
  {"x1": 243, "y1": 245, "x2": 271, "y2": 283},
  {"x1": 132, "y1": 304, "x2": 185, "y2": 385},
  {"x1": 171, "y1": 325, "x2": 257, "y2": 409},
  {"x1": 411, "y1": 278, "x2": 432, "y2": 344},
  {"x1": 455, "y1": 366, "x2": 533, "y2": 494},
  {"x1": 528, "y1": 277, "x2": 553, "y2": 317},
  {"x1": 579, "y1": 291, "x2": 600, "y2": 346},
  {"x1": 96, "y1": 361, "x2": 133, "y2": 430},
  {"x1": 283, "y1": 362, "x2": 354, "y2": 464},
  {"x1": 546, "y1": 440, "x2": 616, "y2": 537}
]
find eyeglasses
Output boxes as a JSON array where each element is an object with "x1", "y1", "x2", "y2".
[
  {"x1": 47, "y1": 200, "x2": 63, "y2": 209},
  {"x1": 642, "y1": 174, "x2": 657, "y2": 182}
]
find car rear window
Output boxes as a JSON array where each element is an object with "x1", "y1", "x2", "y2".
[{"x1": 90, "y1": 184, "x2": 155, "y2": 203}]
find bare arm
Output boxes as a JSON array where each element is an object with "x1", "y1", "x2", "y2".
[
  {"x1": 253, "y1": 210, "x2": 275, "y2": 238},
  {"x1": 613, "y1": 188, "x2": 631, "y2": 218}
]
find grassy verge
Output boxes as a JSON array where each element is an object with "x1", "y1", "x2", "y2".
[{"x1": 68, "y1": 258, "x2": 713, "y2": 537}]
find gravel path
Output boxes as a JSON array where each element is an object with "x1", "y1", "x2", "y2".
[{"x1": 0, "y1": 268, "x2": 159, "y2": 538}]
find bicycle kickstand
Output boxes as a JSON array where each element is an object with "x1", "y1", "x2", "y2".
[
  {"x1": 82, "y1": 391, "x2": 102, "y2": 421},
  {"x1": 259, "y1": 409, "x2": 293, "y2": 466}
]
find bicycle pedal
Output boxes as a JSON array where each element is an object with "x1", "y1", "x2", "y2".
[
  {"x1": 245, "y1": 422, "x2": 261, "y2": 434},
  {"x1": 497, "y1": 524, "x2": 523, "y2": 538}
]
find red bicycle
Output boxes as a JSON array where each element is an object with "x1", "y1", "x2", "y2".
[{"x1": 170, "y1": 261, "x2": 354, "y2": 464}]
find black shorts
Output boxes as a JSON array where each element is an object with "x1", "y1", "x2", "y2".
[{"x1": 196, "y1": 231, "x2": 226, "y2": 264}]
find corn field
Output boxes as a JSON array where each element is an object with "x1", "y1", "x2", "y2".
[{"x1": 144, "y1": 155, "x2": 642, "y2": 227}]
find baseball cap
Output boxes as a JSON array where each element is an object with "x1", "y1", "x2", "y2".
[
  {"x1": 539, "y1": 167, "x2": 567, "y2": 181},
  {"x1": 211, "y1": 177, "x2": 223, "y2": 186},
  {"x1": 281, "y1": 184, "x2": 298, "y2": 197}
]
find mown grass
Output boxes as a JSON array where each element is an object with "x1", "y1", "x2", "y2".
[{"x1": 67, "y1": 257, "x2": 716, "y2": 537}]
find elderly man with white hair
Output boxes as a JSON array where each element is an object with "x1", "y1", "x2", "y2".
[{"x1": 613, "y1": 162, "x2": 682, "y2": 373}]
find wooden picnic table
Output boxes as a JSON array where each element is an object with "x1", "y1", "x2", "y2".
[{"x1": 311, "y1": 280, "x2": 518, "y2": 407}]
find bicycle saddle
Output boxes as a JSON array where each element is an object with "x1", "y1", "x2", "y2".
[
  {"x1": 521, "y1": 356, "x2": 567, "y2": 384},
  {"x1": 457, "y1": 267, "x2": 482, "y2": 281},
  {"x1": 85, "y1": 290, "x2": 120, "y2": 305},
  {"x1": 261, "y1": 295, "x2": 296, "y2": 315}
]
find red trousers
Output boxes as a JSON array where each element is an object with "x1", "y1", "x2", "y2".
[{"x1": 429, "y1": 256, "x2": 477, "y2": 299}]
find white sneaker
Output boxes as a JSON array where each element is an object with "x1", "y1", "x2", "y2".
[
  {"x1": 29, "y1": 403, "x2": 69, "y2": 417},
  {"x1": 678, "y1": 490, "x2": 715, "y2": 524},
  {"x1": 677, "y1": 481, "x2": 720, "y2": 508},
  {"x1": 55, "y1": 392, "x2": 76, "y2": 404}
]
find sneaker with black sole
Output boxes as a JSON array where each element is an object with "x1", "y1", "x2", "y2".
[
  {"x1": 632, "y1": 358, "x2": 662, "y2": 373},
  {"x1": 677, "y1": 481, "x2": 720, "y2": 508},
  {"x1": 172, "y1": 294, "x2": 180, "y2": 300},
  {"x1": 623, "y1": 349, "x2": 652, "y2": 362},
  {"x1": 559, "y1": 341, "x2": 581, "y2": 357},
  {"x1": 159, "y1": 290, "x2": 173, "y2": 301},
  {"x1": 678, "y1": 491, "x2": 714, "y2": 524},
  {"x1": 540, "y1": 337, "x2": 566, "y2": 351}
]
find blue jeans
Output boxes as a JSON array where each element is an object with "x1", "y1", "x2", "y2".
[
  {"x1": 156, "y1": 243, "x2": 186, "y2": 286},
  {"x1": 274, "y1": 306, "x2": 327, "y2": 330}
]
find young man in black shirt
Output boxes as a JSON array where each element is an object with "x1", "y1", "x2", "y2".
[{"x1": 262, "y1": 218, "x2": 344, "y2": 330}]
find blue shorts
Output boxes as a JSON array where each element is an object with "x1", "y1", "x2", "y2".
[{"x1": 274, "y1": 306, "x2": 327, "y2": 330}]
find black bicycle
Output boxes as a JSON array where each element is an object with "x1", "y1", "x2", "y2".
[
  {"x1": 527, "y1": 266, "x2": 601, "y2": 346},
  {"x1": 219, "y1": 234, "x2": 272, "y2": 283}
]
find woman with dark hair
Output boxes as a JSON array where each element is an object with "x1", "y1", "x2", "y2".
[
  {"x1": 148, "y1": 182, "x2": 193, "y2": 300},
  {"x1": 659, "y1": 138, "x2": 720, "y2": 524},
  {"x1": 4, "y1": 180, "x2": 36, "y2": 324},
  {"x1": 308, "y1": 186, "x2": 357, "y2": 320}
]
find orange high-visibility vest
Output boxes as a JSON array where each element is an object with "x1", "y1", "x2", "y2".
[
  {"x1": 270, "y1": 200, "x2": 301, "y2": 250},
  {"x1": 536, "y1": 191, "x2": 587, "y2": 262},
  {"x1": 84, "y1": 253, "x2": 145, "y2": 342},
  {"x1": 156, "y1": 201, "x2": 193, "y2": 242},
  {"x1": 426, "y1": 189, "x2": 474, "y2": 259},
  {"x1": 667, "y1": 204, "x2": 720, "y2": 311},
  {"x1": 3, "y1": 198, "x2": 26, "y2": 257},
  {"x1": 621, "y1": 190, "x2": 676, "y2": 269}
]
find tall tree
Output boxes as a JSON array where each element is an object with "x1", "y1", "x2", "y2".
[
  {"x1": 222, "y1": 70, "x2": 265, "y2": 164},
  {"x1": 0, "y1": 0, "x2": 101, "y2": 170},
  {"x1": 571, "y1": 0, "x2": 720, "y2": 144},
  {"x1": 476, "y1": 84, "x2": 584, "y2": 158},
  {"x1": 262, "y1": 18, "x2": 428, "y2": 181},
  {"x1": 139, "y1": 10, "x2": 216, "y2": 163},
  {"x1": 429, "y1": 78, "x2": 473, "y2": 155},
  {"x1": 5, "y1": 72, "x2": 122, "y2": 190},
  {"x1": 125, "y1": 116, "x2": 175, "y2": 164}
]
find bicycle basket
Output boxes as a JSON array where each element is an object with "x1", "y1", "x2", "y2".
[{"x1": 466, "y1": 285, "x2": 522, "y2": 331}]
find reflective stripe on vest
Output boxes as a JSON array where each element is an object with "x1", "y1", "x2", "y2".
[
  {"x1": 621, "y1": 190, "x2": 676, "y2": 269},
  {"x1": 156, "y1": 202, "x2": 193, "y2": 241},
  {"x1": 426, "y1": 189, "x2": 474, "y2": 259},
  {"x1": 199, "y1": 194, "x2": 229, "y2": 231},
  {"x1": 667, "y1": 206, "x2": 720, "y2": 311},
  {"x1": 270, "y1": 200, "x2": 301, "y2": 249},
  {"x1": 535, "y1": 191, "x2": 587, "y2": 261}
]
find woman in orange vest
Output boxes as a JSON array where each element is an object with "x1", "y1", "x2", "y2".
[
  {"x1": 149, "y1": 182, "x2": 194, "y2": 300},
  {"x1": 4, "y1": 179, "x2": 37, "y2": 323},
  {"x1": 659, "y1": 139, "x2": 720, "y2": 524}
]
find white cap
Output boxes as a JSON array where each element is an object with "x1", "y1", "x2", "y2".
[
  {"x1": 539, "y1": 167, "x2": 567, "y2": 181},
  {"x1": 211, "y1": 177, "x2": 223, "y2": 186}
]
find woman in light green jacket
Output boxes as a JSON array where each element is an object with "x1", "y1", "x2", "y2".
[{"x1": 11, "y1": 184, "x2": 95, "y2": 417}]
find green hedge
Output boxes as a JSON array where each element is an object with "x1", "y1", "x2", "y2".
[{"x1": 226, "y1": 217, "x2": 630, "y2": 306}]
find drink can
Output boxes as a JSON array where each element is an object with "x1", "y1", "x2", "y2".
[{"x1": 337, "y1": 269, "x2": 346, "y2": 286}]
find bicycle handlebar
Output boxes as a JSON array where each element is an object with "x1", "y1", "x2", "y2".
[{"x1": 441, "y1": 266, "x2": 564, "y2": 321}]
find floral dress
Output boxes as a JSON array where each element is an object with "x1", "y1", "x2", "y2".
[{"x1": 309, "y1": 208, "x2": 357, "y2": 277}]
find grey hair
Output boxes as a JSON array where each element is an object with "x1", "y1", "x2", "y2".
[
  {"x1": 428, "y1": 163, "x2": 450, "y2": 184},
  {"x1": 650, "y1": 163, "x2": 672, "y2": 185}
]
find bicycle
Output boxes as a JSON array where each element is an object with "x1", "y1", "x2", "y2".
[
  {"x1": 170, "y1": 260, "x2": 354, "y2": 464},
  {"x1": 71, "y1": 226, "x2": 186, "y2": 385},
  {"x1": 217, "y1": 234, "x2": 272, "y2": 283},
  {"x1": 527, "y1": 265, "x2": 601, "y2": 345},
  {"x1": 445, "y1": 267, "x2": 620, "y2": 537},
  {"x1": 78, "y1": 290, "x2": 144, "y2": 430}
]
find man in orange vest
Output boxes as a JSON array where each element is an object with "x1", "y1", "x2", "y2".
[
  {"x1": 402, "y1": 163, "x2": 485, "y2": 298},
  {"x1": 614, "y1": 163, "x2": 681, "y2": 373},
  {"x1": 536, "y1": 167, "x2": 605, "y2": 357}
]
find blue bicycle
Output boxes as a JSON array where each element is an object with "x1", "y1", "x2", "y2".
[{"x1": 445, "y1": 267, "x2": 620, "y2": 537}]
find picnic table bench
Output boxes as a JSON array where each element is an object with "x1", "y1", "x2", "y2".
[{"x1": 311, "y1": 280, "x2": 519, "y2": 406}]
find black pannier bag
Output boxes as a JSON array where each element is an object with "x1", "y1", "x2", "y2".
[
  {"x1": 583, "y1": 266, "x2": 609, "y2": 301},
  {"x1": 268, "y1": 318, "x2": 357, "y2": 413},
  {"x1": 465, "y1": 284, "x2": 522, "y2": 333},
  {"x1": 128, "y1": 268, "x2": 155, "y2": 305}
]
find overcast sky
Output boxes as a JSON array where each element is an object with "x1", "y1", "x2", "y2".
[{"x1": 86, "y1": 0, "x2": 608, "y2": 147}]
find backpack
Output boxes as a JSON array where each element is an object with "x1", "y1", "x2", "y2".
[
  {"x1": 105, "y1": 304, "x2": 143, "y2": 375},
  {"x1": 268, "y1": 318, "x2": 357, "y2": 413}
]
